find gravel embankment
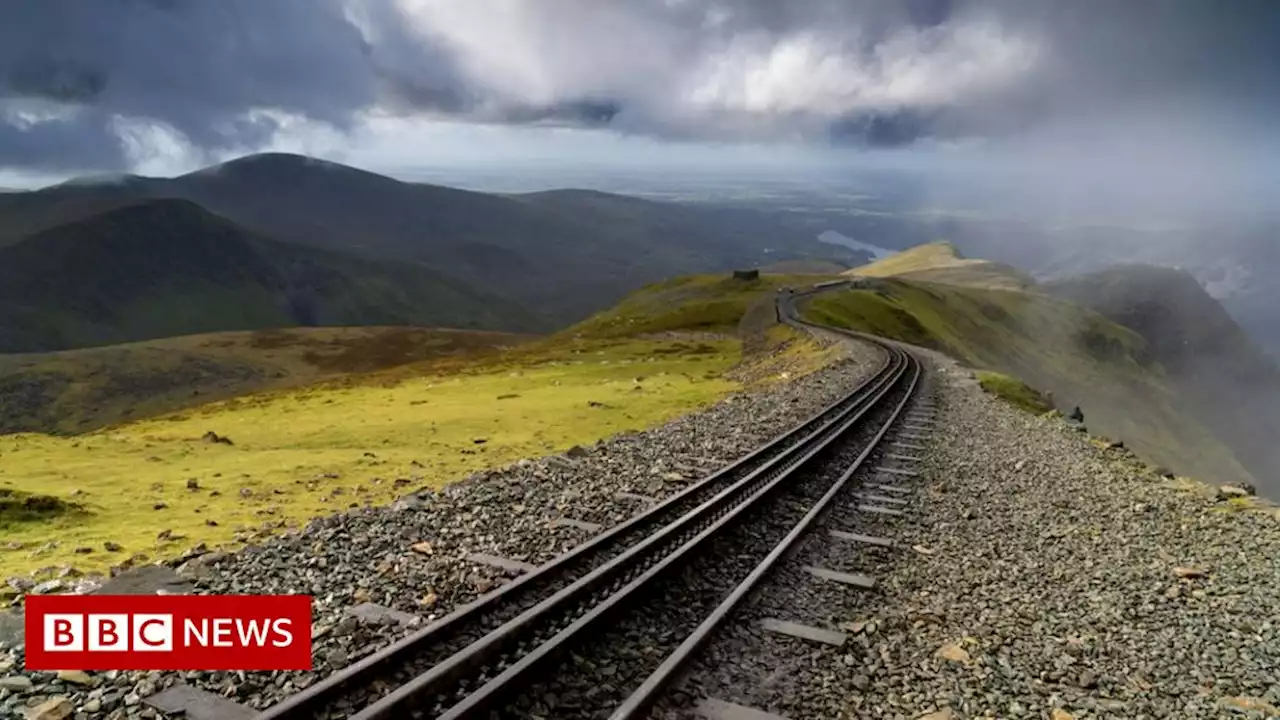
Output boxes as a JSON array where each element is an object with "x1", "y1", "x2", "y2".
[
  {"x1": 658, "y1": 353, "x2": 1280, "y2": 720},
  {"x1": 0, "y1": 339, "x2": 883, "y2": 719}
]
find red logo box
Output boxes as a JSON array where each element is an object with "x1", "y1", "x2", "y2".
[{"x1": 25, "y1": 595, "x2": 312, "y2": 671}]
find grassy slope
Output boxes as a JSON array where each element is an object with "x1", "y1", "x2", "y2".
[
  {"x1": 805, "y1": 255, "x2": 1251, "y2": 486},
  {"x1": 0, "y1": 326, "x2": 533, "y2": 435},
  {"x1": 0, "y1": 272, "x2": 836, "y2": 579},
  {"x1": 569, "y1": 274, "x2": 798, "y2": 338},
  {"x1": 567, "y1": 273, "x2": 849, "y2": 379},
  {"x1": 846, "y1": 241, "x2": 1035, "y2": 290},
  {"x1": 976, "y1": 371, "x2": 1054, "y2": 415},
  {"x1": 0, "y1": 338, "x2": 737, "y2": 576},
  {"x1": 1045, "y1": 265, "x2": 1280, "y2": 489}
]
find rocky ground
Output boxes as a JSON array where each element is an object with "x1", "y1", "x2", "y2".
[
  {"x1": 7, "y1": 340, "x2": 1278, "y2": 720},
  {"x1": 663, "y1": 352, "x2": 1280, "y2": 720},
  {"x1": 0, "y1": 338, "x2": 884, "y2": 718}
]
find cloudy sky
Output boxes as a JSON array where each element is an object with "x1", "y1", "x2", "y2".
[{"x1": 2, "y1": 0, "x2": 1278, "y2": 189}]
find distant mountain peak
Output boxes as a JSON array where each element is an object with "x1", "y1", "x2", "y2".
[{"x1": 190, "y1": 153, "x2": 380, "y2": 181}]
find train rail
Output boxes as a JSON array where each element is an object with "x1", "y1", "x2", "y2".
[{"x1": 258, "y1": 284, "x2": 922, "y2": 720}]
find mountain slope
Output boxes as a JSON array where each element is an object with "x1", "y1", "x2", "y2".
[
  {"x1": 0, "y1": 327, "x2": 531, "y2": 435},
  {"x1": 1045, "y1": 264, "x2": 1280, "y2": 486},
  {"x1": 0, "y1": 199, "x2": 537, "y2": 352},
  {"x1": 803, "y1": 244, "x2": 1254, "y2": 487},
  {"x1": 0, "y1": 154, "x2": 844, "y2": 328},
  {"x1": 0, "y1": 270, "x2": 845, "y2": 578},
  {"x1": 846, "y1": 240, "x2": 1034, "y2": 290}
]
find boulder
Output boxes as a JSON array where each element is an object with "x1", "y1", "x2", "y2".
[{"x1": 91, "y1": 565, "x2": 194, "y2": 595}]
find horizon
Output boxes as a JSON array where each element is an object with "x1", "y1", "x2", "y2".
[{"x1": 1, "y1": 2, "x2": 1277, "y2": 227}]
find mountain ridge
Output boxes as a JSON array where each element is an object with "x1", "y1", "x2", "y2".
[
  {"x1": 0, "y1": 153, "x2": 858, "y2": 333},
  {"x1": 805, "y1": 242, "x2": 1267, "y2": 489},
  {"x1": 1045, "y1": 263, "x2": 1280, "y2": 487},
  {"x1": 0, "y1": 198, "x2": 538, "y2": 352}
]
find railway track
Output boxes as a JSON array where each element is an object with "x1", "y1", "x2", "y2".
[{"x1": 257, "y1": 284, "x2": 924, "y2": 720}]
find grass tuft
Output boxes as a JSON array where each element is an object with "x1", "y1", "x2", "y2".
[
  {"x1": 976, "y1": 371, "x2": 1054, "y2": 415},
  {"x1": 0, "y1": 489, "x2": 86, "y2": 531}
]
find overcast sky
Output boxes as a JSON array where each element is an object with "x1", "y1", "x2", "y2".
[{"x1": 2, "y1": 0, "x2": 1278, "y2": 195}]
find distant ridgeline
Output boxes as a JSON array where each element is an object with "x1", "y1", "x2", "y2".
[{"x1": 0, "y1": 153, "x2": 858, "y2": 353}]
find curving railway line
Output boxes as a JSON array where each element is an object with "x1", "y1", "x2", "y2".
[{"x1": 256, "y1": 282, "x2": 931, "y2": 720}]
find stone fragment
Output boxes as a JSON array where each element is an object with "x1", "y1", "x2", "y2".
[
  {"x1": 56, "y1": 670, "x2": 94, "y2": 685},
  {"x1": 1218, "y1": 485, "x2": 1255, "y2": 499},
  {"x1": 0, "y1": 675, "x2": 33, "y2": 691},
  {"x1": 25, "y1": 696, "x2": 74, "y2": 720},
  {"x1": 935, "y1": 642, "x2": 971, "y2": 663}
]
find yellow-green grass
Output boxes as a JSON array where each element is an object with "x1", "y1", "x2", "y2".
[
  {"x1": 567, "y1": 273, "x2": 840, "y2": 339},
  {"x1": 975, "y1": 371, "x2": 1053, "y2": 415},
  {"x1": 750, "y1": 324, "x2": 848, "y2": 380},
  {"x1": 0, "y1": 326, "x2": 533, "y2": 435},
  {"x1": 846, "y1": 241, "x2": 1034, "y2": 290},
  {"x1": 0, "y1": 271, "x2": 849, "y2": 581},
  {"x1": 0, "y1": 337, "x2": 738, "y2": 578},
  {"x1": 563, "y1": 272, "x2": 848, "y2": 387},
  {"x1": 802, "y1": 280, "x2": 1252, "y2": 486}
]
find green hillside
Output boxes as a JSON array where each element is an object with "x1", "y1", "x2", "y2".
[
  {"x1": 0, "y1": 269, "x2": 836, "y2": 580},
  {"x1": 0, "y1": 198, "x2": 538, "y2": 353},
  {"x1": 1045, "y1": 264, "x2": 1280, "y2": 487},
  {"x1": 846, "y1": 240, "x2": 1034, "y2": 290},
  {"x1": 0, "y1": 326, "x2": 532, "y2": 435},
  {"x1": 805, "y1": 245, "x2": 1253, "y2": 485}
]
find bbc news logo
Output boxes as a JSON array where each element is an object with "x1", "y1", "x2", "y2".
[{"x1": 25, "y1": 595, "x2": 311, "y2": 671}]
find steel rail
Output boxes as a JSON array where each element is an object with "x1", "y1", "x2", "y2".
[
  {"x1": 350, "y1": 345, "x2": 911, "y2": 719},
  {"x1": 610, "y1": 341, "x2": 922, "y2": 719},
  {"x1": 258, "y1": 309, "x2": 895, "y2": 719}
]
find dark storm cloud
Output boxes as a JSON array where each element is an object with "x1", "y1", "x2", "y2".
[
  {"x1": 1, "y1": 0, "x2": 1278, "y2": 171},
  {"x1": 0, "y1": 0, "x2": 464, "y2": 170},
  {"x1": 0, "y1": 108, "x2": 129, "y2": 170}
]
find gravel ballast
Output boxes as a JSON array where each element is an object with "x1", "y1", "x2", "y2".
[
  {"x1": 501, "y1": 366, "x2": 918, "y2": 720},
  {"x1": 9, "y1": 340, "x2": 1277, "y2": 720},
  {"x1": 0, "y1": 338, "x2": 883, "y2": 718},
  {"x1": 657, "y1": 352, "x2": 1280, "y2": 720}
]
